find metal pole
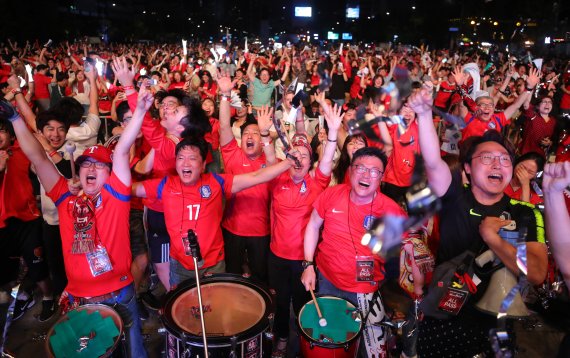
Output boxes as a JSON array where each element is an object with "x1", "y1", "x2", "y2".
[{"x1": 193, "y1": 257, "x2": 209, "y2": 358}]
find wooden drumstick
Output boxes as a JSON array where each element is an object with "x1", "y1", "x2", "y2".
[
  {"x1": 309, "y1": 288, "x2": 327, "y2": 327},
  {"x1": 65, "y1": 142, "x2": 77, "y2": 179}
]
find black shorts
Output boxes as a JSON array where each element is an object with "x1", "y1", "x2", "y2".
[
  {"x1": 144, "y1": 208, "x2": 170, "y2": 264},
  {"x1": 129, "y1": 209, "x2": 148, "y2": 258},
  {"x1": 0, "y1": 217, "x2": 48, "y2": 285}
]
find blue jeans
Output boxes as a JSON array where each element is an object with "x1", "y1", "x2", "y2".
[
  {"x1": 96, "y1": 283, "x2": 147, "y2": 358},
  {"x1": 317, "y1": 271, "x2": 357, "y2": 304}
]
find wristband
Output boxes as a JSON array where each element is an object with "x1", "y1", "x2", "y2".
[
  {"x1": 123, "y1": 85, "x2": 135, "y2": 91},
  {"x1": 262, "y1": 139, "x2": 273, "y2": 147},
  {"x1": 49, "y1": 150, "x2": 58, "y2": 157},
  {"x1": 220, "y1": 95, "x2": 230, "y2": 102},
  {"x1": 526, "y1": 86, "x2": 534, "y2": 91},
  {"x1": 10, "y1": 88, "x2": 22, "y2": 96},
  {"x1": 260, "y1": 132, "x2": 270, "y2": 137},
  {"x1": 327, "y1": 138, "x2": 337, "y2": 142}
]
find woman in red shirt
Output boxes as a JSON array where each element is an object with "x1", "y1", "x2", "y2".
[
  {"x1": 198, "y1": 70, "x2": 218, "y2": 101},
  {"x1": 504, "y1": 151, "x2": 545, "y2": 205}
]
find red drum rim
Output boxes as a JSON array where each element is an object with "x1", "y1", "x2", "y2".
[
  {"x1": 297, "y1": 295, "x2": 364, "y2": 349},
  {"x1": 162, "y1": 273, "x2": 272, "y2": 347},
  {"x1": 45, "y1": 303, "x2": 124, "y2": 358}
]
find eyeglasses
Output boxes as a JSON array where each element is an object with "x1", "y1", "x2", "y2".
[
  {"x1": 159, "y1": 101, "x2": 178, "y2": 109},
  {"x1": 351, "y1": 164, "x2": 383, "y2": 178},
  {"x1": 472, "y1": 153, "x2": 512, "y2": 167},
  {"x1": 80, "y1": 160, "x2": 109, "y2": 169},
  {"x1": 477, "y1": 103, "x2": 494, "y2": 109}
]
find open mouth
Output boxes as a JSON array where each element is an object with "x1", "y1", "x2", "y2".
[
  {"x1": 182, "y1": 169, "x2": 192, "y2": 177},
  {"x1": 487, "y1": 173, "x2": 503, "y2": 183},
  {"x1": 359, "y1": 181, "x2": 370, "y2": 188},
  {"x1": 86, "y1": 174, "x2": 96, "y2": 184},
  {"x1": 246, "y1": 140, "x2": 254, "y2": 148}
]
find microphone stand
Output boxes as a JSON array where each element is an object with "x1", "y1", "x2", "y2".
[{"x1": 188, "y1": 230, "x2": 209, "y2": 358}]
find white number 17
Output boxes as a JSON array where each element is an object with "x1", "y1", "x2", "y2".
[{"x1": 186, "y1": 204, "x2": 201, "y2": 220}]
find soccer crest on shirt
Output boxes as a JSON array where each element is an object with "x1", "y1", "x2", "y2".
[
  {"x1": 94, "y1": 194, "x2": 103, "y2": 208},
  {"x1": 200, "y1": 185, "x2": 212, "y2": 198},
  {"x1": 363, "y1": 215, "x2": 376, "y2": 230},
  {"x1": 300, "y1": 180, "x2": 307, "y2": 193},
  {"x1": 487, "y1": 121, "x2": 496, "y2": 129}
]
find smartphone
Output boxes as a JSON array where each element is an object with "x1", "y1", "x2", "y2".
[{"x1": 148, "y1": 78, "x2": 158, "y2": 86}]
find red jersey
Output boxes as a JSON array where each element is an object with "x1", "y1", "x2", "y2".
[
  {"x1": 143, "y1": 173, "x2": 233, "y2": 270},
  {"x1": 504, "y1": 184, "x2": 542, "y2": 205},
  {"x1": 205, "y1": 117, "x2": 220, "y2": 151},
  {"x1": 269, "y1": 168, "x2": 330, "y2": 260},
  {"x1": 127, "y1": 93, "x2": 178, "y2": 212},
  {"x1": 383, "y1": 121, "x2": 420, "y2": 187},
  {"x1": 47, "y1": 173, "x2": 133, "y2": 297},
  {"x1": 434, "y1": 81, "x2": 456, "y2": 110},
  {"x1": 314, "y1": 184, "x2": 406, "y2": 293},
  {"x1": 33, "y1": 73, "x2": 52, "y2": 99},
  {"x1": 519, "y1": 110, "x2": 555, "y2": 157},
  {"x1": 220, "y1": 139, "x2": 270, "y2": 236},
  {"x1": 0, "y1": 142, "x2": 41, "y2": 228},
  {"x1": 461, "y1": 112, "x2": 509, "y2": 143}
]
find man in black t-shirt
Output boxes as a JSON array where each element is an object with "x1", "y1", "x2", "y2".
[{"x1": 408, "y1": 86, "x2": 548, "y2": 357}]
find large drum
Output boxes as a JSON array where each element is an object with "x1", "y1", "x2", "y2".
[
  {"x1": 297, "y1": 295, "x2": 363, "y2": 358},
  {"x1": 162, "y1": 274, "x2": 273, "y2": 358},
  {"x1": 46, "y1": 303, "x2": 124, "y2": 358}
]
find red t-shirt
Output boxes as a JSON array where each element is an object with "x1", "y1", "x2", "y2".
[
  {"x1": 461, "y1": 112, "x2": 509, "y2": 143},
  {"x1": 127, "y1": 93, "x2": 178, "y2": 212},
  {"x1": 434, "y1": 81, "x2": 456, "y2": 109},
  {"x1": 560, "y1": 84, "x2": 570, "y2": 110},
  {"x1": 504, "y1": 184, "x2": 542, "y2": 205},
  {"x1": 143, "y1": 173, "x2": 233, "y2": 270},
  {"x1": 204, "y1": 117, "x2": 220, "y2": 151},
  {"x1": 314, "y1": 184, "x2": 406, "y2": 293},
  {"x1": 383, "y1": 121, "x2": 420, "y2": 187},
  {"x1": 0, "y1": 142, "x2": 41, "y2": 228},
  {"x1": 519, "y1": 110, "x2": 555, "y2": 157},
  {"x1": 47, "y1": 173, "x2": 133, "y2": 297},
  {"x1": 221, "y1": 139, "x2": 270, "y2": 236},
  {"x1": 269, "y1": 168, "x2": 331, "y2": 260},
  {"x1": 33, "y1": 73, "x2": 52, "y2": 99}
]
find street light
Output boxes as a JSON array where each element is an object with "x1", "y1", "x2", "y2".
[{"x1": 470, "y1": 20, "x2": 476, "y2": 25}]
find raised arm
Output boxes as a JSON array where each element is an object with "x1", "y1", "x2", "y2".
[
  {"x1": 4, "y1": 104, "x2": 60, "y2": 192},
  {"x1": 503, "y1": 67, "x2": 540, "y2": 120},
  {"x1": 111, "y1": 58, "x2": 154, "y2": 186},
  {"x1": 246, "y1": 54, "x2": 257, "y2": 82},
  {"x1": 216, "y1": 70, "x2": 237, "y2": 147},
  {"x1": 7, "y1": 75, "x2": 37, "y2": 132},
  {"x1": 84, "y1": 64, "x2": 100, "y2": 116},
  {"x1": 408, "y1": 84, "x2": 452, "y2": 197},
  {"x1": 256, "y1": 106, "x2": 277, "y2": 165},
  {"x1": 317, "y1": 103, "x2": 343, "y2": 176},
  {"x1": 542, "y1": 162, "x2": 570, "y2": 287}
]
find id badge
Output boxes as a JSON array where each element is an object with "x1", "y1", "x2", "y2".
[
  {"x1": 437, "y1": 287, "x2": 469, "y2": 315},
  {"x1": 86, "y1": 245, "x2": 113, "y2": 277},
  {"x1": 182, "y1": 235, "x2": 191, "y2": 256},
  {"x1": 355, "y1": 256, "x2": 375, "y2": 282}
]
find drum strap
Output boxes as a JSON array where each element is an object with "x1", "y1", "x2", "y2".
[{"x1": 357, "y1": 291, "x2": 388, "y2": 358}]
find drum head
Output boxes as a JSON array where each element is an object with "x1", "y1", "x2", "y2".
[
  {"x1": 298, "y1": 296, "x2": 363, "y2": 346},
  {"x1": 46, "y1": 304, "x2": 123, "y2": 358},
  {"x1": 163, "y1": 274, "x2": 272, "y2": 345},
  {"x1": 172, "y1": 282, "x2": 266, "y2": 336}
]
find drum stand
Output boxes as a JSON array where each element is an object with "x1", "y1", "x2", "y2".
[{"x1": 193, "y1": 256, "x2": 209, "y2": 358}]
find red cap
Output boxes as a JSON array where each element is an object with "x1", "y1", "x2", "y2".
[
  {"x1": 76, "y1": 145, "x2": 113, "y2": 165},
  {"x1": 291, "y1": 134, "x2": 312, "y2": 156}
]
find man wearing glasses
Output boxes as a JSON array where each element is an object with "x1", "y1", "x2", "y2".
[
  {"x1": 454, "y1": 67, "x2": 541, "y2": 143},
  {"x1": 302, "y1": 146, "x2": 406, "y2": 357},
  {"x1": 408, "y1": 86, "x2": 547, "y2": 357}
]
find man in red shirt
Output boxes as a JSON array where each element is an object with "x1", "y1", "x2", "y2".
[
  {"x1": 216, "y1": 72, "x2": 276, "y2": 283},
  {"x1": 302, "y1": 147, "x2": 406, "y2": 357},
  {"x1": 33, "y1": 64, "x2": 54, "y2": 111},
  {"x1": 133, "y1": 136, "x2": 296, "y2": 287},
  {"x1": 455, "y1": 67, "x2": 540, "y2": 143},
  {"x1": 6, "y1": 58, "x2": 152, "y2": 357},
  {"x1": 0, "y1": 117, "x2": 55, "y2": 322},
  {"x1": 115, "y1": 61, "x2": 210, "y2": 292}
]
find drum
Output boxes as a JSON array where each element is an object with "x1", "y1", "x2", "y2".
[
  {"x1": 46, "y1": 303, "x2": 124, "y2": 358},
  {"x1": 162, "y1": 273, "x2": 273, "y2": 358},
  {"x1": 297, "y1": 295, "x2": 363, "y2": 358}
]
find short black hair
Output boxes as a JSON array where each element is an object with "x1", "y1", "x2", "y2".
[
  {"x1": 0, "y1": 118, "x2": 15, "y2": 138},
  {"x1": 116, "y1": 101, "x2": 131, "y2": 123},
  {"x1": 179, "y1": 96, "x2": 212, "y2": 138},
  {"x1": 514, "y1": 151, "x2": 545, "y2": 173},
  {"x1": 351, "y1": 146, "x2": 388, "y2": 170},
  {"x1": 51, "y1": 97, "x2": 85, "y2": 126},
  {"x1": 55, "y1": 72, "x2": 68, "y2": 82},
  {"x1": 175, "y1": 136, "x2": 209, "y2": 161},
  {"x1": 36, "y1": 110, "x2": 69, "y2": 132},
  {"x1": 240, "y1": 118, "x2": 259, "y2": 135},
  {"x1": 462, "y1": 130, "x2": 515, "y2": 167}
]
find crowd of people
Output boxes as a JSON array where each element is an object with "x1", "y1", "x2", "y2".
[{"x1": 1, "y1": 37, "x2": 570, "y2": 357}]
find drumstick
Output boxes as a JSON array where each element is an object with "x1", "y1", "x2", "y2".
[
  {"x1": 309, "y1": 288, "x2": 327, "y2": 327},
  {"x1": 65, "y1": 142, "x2": 77, "y2": 179}
]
